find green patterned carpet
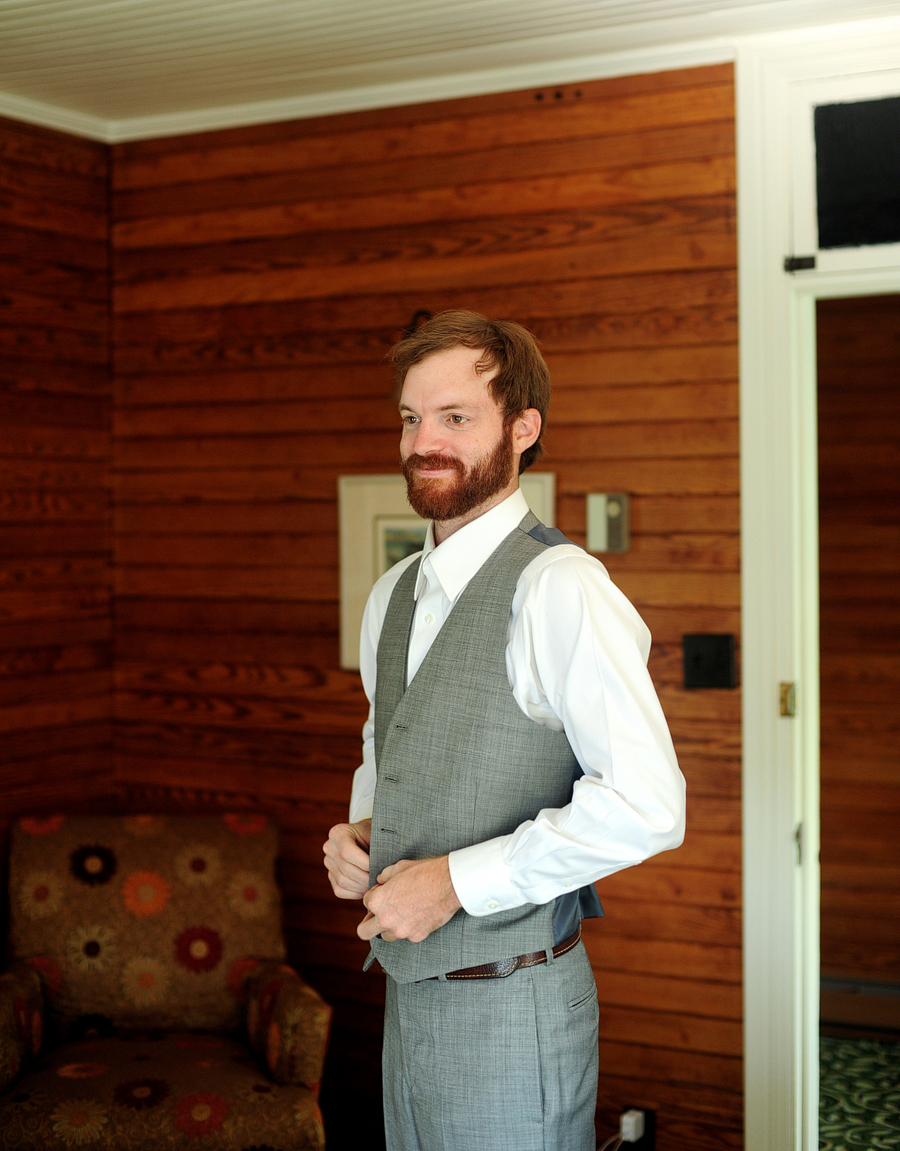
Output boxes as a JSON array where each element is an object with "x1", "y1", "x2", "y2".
[{"x1": 820, "y1": 1036, "x2": 900, "y2": 1149}]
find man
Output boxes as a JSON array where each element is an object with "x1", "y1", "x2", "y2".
[{"x1": 323, "y1": 311, "x2": 685, "y2": 1151}]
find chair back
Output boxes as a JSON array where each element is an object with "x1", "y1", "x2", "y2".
[{"x1": 9, "y1": 813, "x2": 286, "y2": 1035}]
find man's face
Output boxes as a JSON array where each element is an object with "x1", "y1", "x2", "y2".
[{"x1": 398, "y1": 345, "x2": 516, "y2": 524}]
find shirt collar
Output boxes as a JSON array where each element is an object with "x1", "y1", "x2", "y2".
[{"x1": 414, "y1": 488, "x2": 531, "y2": 603}]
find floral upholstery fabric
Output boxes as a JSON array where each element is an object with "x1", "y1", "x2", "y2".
[
  {"x1": 0, "y1": 964, "x2": 44, "y2": 1093},
  {"x1": 244, "y1": 962, "x2": 331, "y2": 1090},
  {"x1": 2, "y1": 814, "x2": 330, "y2": 1149},
  {"x1": 9, "y1": 814, "x2": 286, "y2": 1035},
  {"x1": 0, "y1": 1033, "x2": 325, "y2": 1149}
]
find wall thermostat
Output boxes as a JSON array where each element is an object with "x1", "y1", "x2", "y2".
[{"x1": 586, "y1": 493, "x2": 631, "y2": 553}]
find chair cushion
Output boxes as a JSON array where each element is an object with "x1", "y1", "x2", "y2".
[
  {"x1": 9, "y1": 814, "x2": 286, "y2": 1035},
  {"x1": 0, "y1": 1034, "x2": 324, "y2": 1150}
]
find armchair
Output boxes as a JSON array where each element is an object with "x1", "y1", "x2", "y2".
[{"x1": 0, "y1": 813, "x2": 330, "y2": 1149}]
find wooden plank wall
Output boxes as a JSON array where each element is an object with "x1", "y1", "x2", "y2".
[
  {"x1": 818, "y1": 294, "x2": 900, "y2": 994},
  {"x1": 110, "y1": 62, "x2": 740, "y2": 1151},
  {"x1": 0, "y1": 117, "x2": 113, "y2": 860}
]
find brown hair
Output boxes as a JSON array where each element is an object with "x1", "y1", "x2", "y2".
[{"x1": 389, "y1": 309, "x2": 551, "y2": 473}]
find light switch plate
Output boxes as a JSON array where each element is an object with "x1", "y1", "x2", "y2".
[
  {"x1": 683, "y1": 634, "x2": 737, "y2": 689},
  {"x1": 586, "y1": 493, "x2": 630, "y2": 553}
]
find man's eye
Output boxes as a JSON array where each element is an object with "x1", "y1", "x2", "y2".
[
  {"x1": 449, "y1": 414, "x2": 466, "y2": 424},
  {"x1": 403, "y1": 415, "x2": 419, "y2": 425}
]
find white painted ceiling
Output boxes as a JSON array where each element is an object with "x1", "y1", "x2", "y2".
[{"x1": 0, "y1": 0, "x2": 898, "y2": 140}]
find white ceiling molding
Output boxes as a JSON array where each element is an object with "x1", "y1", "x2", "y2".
[
  {"x1": 0, "y1": 0, "x2": 898, "y2": 143},
  {"x1": 0, "y1": 87, "x2": 107, "y2": 141},
  {"x1": 97, "y1": 37, "x2": 736, "y2": 144}
]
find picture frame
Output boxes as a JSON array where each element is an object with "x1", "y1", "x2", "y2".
[{"x1": 338, "y1": 472, "x2": 556, "y2": 669}]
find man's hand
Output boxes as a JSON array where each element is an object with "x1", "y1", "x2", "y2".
[
  {"x1": 323, "y1": 819, "x2": 372, "y2": 900},
  {"x1": 357, "y1": 856, "x2": 462, "y2": 944}
]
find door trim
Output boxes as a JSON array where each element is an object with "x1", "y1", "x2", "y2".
[{"x1": 737, "y1": 19, "x2": 900, "y2": 1151}]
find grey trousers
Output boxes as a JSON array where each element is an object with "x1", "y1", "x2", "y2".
[{"x1": 382, "y1": 940, "x2": 599, "y2": 1151}]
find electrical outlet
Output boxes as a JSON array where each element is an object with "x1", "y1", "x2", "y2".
[
  {"x1": 620, "y1": 1106, "x2": 656, "y2": 1148},
  {"x1": 620, "y1": 1109, "x2": 644, "y2": 1141}
]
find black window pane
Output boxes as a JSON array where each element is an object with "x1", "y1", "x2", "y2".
[{"x1": 815, "y1": 95, "x2": 900, "y2": 249}]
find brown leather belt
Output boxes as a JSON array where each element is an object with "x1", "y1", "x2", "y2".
[{"x1": 430, "y1": 926, "x2": 582, "y2": 981}]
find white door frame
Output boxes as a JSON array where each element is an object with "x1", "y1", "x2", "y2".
[{"x1": 737, "y1": 18, "x2": 900, "y2": 1151}]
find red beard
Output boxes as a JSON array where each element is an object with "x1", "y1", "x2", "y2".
[{"x1": 401, "y1": 424, "x2": 515, "y2": 523}]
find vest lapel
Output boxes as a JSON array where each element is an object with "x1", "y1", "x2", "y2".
[{"x1": 373, "y1": 558, "x2": 419, "y2": 766}]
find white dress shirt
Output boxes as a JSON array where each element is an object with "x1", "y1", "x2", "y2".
[{"x1": 349, "y1": 488, "x2": 685, "y2": 918}]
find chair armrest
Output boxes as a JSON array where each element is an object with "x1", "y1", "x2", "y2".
[
  {"x1": 0, "y1": 962, "x2": 44, "y2": 1091},
  {"x1": 244, "y1": 960, "x2": 332, "y2": 1092}
]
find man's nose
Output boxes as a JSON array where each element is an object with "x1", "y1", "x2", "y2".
[{"x1": 410, "y1": 420, "x2": 445, "y2": 456}]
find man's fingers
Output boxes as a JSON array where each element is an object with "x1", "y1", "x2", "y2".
[
  {"x1": 357, "y1": 910, "x2": 382, "y2": 940},
  {"x1": 325, "y1": 854, "x2": 368, "y2": 882},
  {"x1": 342, "y1": 842, "x2": 371, "y2": 870},
  {"x1": 322, "y1": 821, "x2": 372, "y2": 899},
  {"x1": 326, "y1": 863, "x2": 369, "y2": 900},
  {"x1": 328, "y1": 874, "x2": 368, "y2": 899},
  {"x1": 323, "y1": 820, "x2": 377, "y2": 904},
  {"x1": 357, "y1": 857, "x2": 460, "y2": 944},
  {"x1": 350, "y1": 818, "x2": 373, "y2": 849},
  {"x1": 358, "y1": 909, "x2": 397, "y2": 944},
  {"x1": 323, "y1": 830, "x2": 369, "y2": 872},
  {"x1": 376, "y1": 858, "x2": 414, "y2": 884}
]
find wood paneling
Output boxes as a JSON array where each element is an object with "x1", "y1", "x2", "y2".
[
  {"x1": 105, "y1": 64, "x2": 740, "y2": 1150},
  {"x1": 818, "y1": 294, "x2": 900, "y2": 997},
  {"x1": 0, "y1": 117, "x2": 113, "y2": 844}
]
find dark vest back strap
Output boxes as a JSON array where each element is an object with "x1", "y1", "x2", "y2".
[{"x1": 527, "y1": 522, "x2": 579, "y2": 549}]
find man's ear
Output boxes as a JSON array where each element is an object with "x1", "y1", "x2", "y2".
[{"x1": 512, "y1": 408, "x2": 541, "y2": 453}]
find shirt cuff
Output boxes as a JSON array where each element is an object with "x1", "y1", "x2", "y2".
[{"x1": 448, "y1": 837, "x2": 524, "y2": 917}]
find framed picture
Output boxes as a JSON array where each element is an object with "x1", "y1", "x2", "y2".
[
  {"x1": 338, "y1": 472, "x2": 556, "y2": 669},
  {"x1": 374, "y1": 516, "x2": 429, "y2": 578}
]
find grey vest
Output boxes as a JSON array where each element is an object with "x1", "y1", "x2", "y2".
[{"x1": 366, "y1": 511, "x2": 601, "y2": 984}]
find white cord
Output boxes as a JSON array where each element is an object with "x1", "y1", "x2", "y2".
[{"x1": 597, "y1": 1135, "x2": 623, "y2": 1151}]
